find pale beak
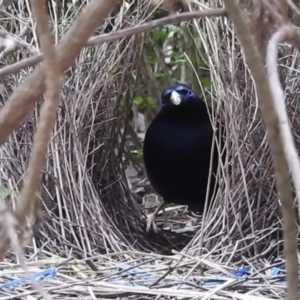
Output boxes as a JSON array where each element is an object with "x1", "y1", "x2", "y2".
[{"x1": 170, "y1": 90, "x2": 182, "y2": 105}]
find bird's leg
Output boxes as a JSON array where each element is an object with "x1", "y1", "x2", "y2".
[{"x1": 146, "y1": 201, "x2": 167, "y2": 233}]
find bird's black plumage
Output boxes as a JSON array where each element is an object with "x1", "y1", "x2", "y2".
[{"x1": 143, "y1": 83, "x2": 224, "y2": 231}]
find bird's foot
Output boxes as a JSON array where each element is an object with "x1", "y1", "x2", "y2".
[
  {"x1": 146, "y1": 213, "x2": 158, "y2": 233},
  {"x1": 189, "y1": 211, "x2": 202, "y2": 218},
  {"x1": 187, "y1": 207, "x2": 202, "y2": 218}
]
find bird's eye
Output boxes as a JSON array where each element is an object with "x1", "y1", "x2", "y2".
[
  {"x1": 161, "y1": 99, "x2": 166, "y2": 106},
  {"x1": 187, "y1": 90, "x2": 193, "y2": 96}
]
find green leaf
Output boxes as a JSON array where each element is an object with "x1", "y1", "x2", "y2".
[
  {"x1": 201, "y1": 77, "x2": 211, "y2": 88},
  {"x1": 0, "y1": 186, "x2": 11, "y2": 199},
  {"x1": 175, "y1": 59, "x2": 187, "y2": 65},
  {"x1": 146, "y1": 53, "x2": 156, "y2": 65},
  {"x1": 155, "y1": 72, "x2": 166, "y2": 79},
  {"x1": 145, "y1": 96, "x2": 156, "y2": 108},
  {"x1": 131, "y1": 149, "x2": 143, "y2": 158},
  {"x1": 133, "y1": 96, "x2": 144, "y2": 105},
  {"x1": 153, "y1": 28, "x2": 168, "y2": 41}
]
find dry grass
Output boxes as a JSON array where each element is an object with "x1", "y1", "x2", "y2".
[
  {"x1": 0, "y1": 246, "x2": 288, "y2": 299},
  {"x1": 0, "y1": 0, "x2": 299, "y2": 298},
  {"x1": 180, "y1": 0, "x2": 300, "y2": 261}
]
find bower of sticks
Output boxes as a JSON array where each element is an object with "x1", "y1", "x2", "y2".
[{"x1": 0, "y1": 0, "x2": 298, "y2": 299}]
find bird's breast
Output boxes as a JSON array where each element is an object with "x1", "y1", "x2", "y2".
[
  {"x1": 147, "y1": 121, "x2": 213, "y2": 150},
  {"x1": 144, "y1": 121, "x2": 214, "y2": 176},
  {"x1": 143, "y1": 120, "x2": 218, "y2": 204}
]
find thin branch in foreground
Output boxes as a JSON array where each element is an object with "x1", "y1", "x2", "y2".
[
  {"x1": 0, "y1": 8, "x2": 226, "y2": 78},
  {"x1": 0, "y1": 0, "x2": 62, "y2": 264},
  {"x1": 15, "y1": 0, "x2": 61, "y2": 227},
  {"x1": 223, "y1": 1, "x2": 298, "y2": 300},
  {"x1": 261, "y1": 0, "x2": 300, "y2": 51},
  {"x1": 0, "y1": 0, "x2": 120, "y2": 147},
  {"x1": 6, "y1": 210, "x2": 51, "y2": 300},
  {"x1": 267, "y1": 25, "x2": 300, "y2": 218},
  {"x1": 266, "y1": 25, "x2": 299, "y2": 297}
]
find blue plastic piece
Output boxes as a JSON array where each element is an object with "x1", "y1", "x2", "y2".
[
  {"x1": 203, "y1": 266, "x2": 250, "y2": 286},
  {"x1": 0, "y1": 267, "x2": 57, "y2": 290},
  {"x1": 231, "y1": 266, "x2": 250, "y2": 277},
  {"x1": 270, "y1": 267, "x2": 286, "y2": 285}
]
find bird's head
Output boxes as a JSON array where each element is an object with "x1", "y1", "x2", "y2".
[
  {"x1": 160, "y1": 83, "x2": 199, "y2": 108},
  {"x1": 157, "y1": 83, "x2": 209, "y2": 123}
]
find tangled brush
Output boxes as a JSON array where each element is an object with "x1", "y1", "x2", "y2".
[
  {"x1": 0, "y1": 0, "x2": 194, "y2": 257},
  {"x1": 181, "y1": 0, "x2": 300, "y2": 262}
]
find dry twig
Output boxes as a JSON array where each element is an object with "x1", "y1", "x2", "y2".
[
  {"x1": 0, "y1": 0, "x2": 62, "y2": 262},
  {"x1": 223, "y1": 1, "x2": 298, "y2": 300},
  {"x1": 266, "y1": 25, "x2": 300, "y2": 218},
  {"x1": 15, "y1": 0, "x2": 61, "y2": 228},
  {"x1": 0, "y1": 8, "x2": 226, "y2": 78}
]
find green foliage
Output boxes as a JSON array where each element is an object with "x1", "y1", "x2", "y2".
[
  {"x1": 153, "y1": 28, "x2": 168, "y2": 44},
  {"x1": 133, "y1": 95, "x2": 155, "y2": 109},
  {"x1": 0, "y1": 186, "x2": 11, "y2": 199},
  {"x1": 123, "y1": 20, "x2": 213, "y2": 165},
  {"x1": 200, "y1": 77, "x2": 211, "y2": 89},
  {"x1": 131, "y1": 149, "x2": 143, "y2": 158},
  {"x1": 128, "y1": 20, "x2": 212, "y2": 115}
]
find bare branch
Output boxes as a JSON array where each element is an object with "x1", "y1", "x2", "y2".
[
  {"x1": 0, "y1": 0, "x2": 63, "y2": 262},
  {"x1": 0, "y1": 8, "x2": 226, "y2": 78},
  {"x1": 14, "y1": 0, "x2": 61, "y2": 226},
  {"x1": 223, "y1": 1, "x2": 298, "y2": 300},
  {"x1": 6, "y1": 211, "x2": 51, "y2": 300},
  {"x1": 0, "y1": 0, "x2": 120, "y2": 146},
  {"x1": 266, "y1": 25, "x2": 300, "y2": 217},
  {"x1": 265, "y1": 25, "x2": 300, "y2": 300}
]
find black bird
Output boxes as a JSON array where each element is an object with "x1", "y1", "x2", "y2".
[{"x1": 143, "y1": 83, "x2": 224, "y2": 232}]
